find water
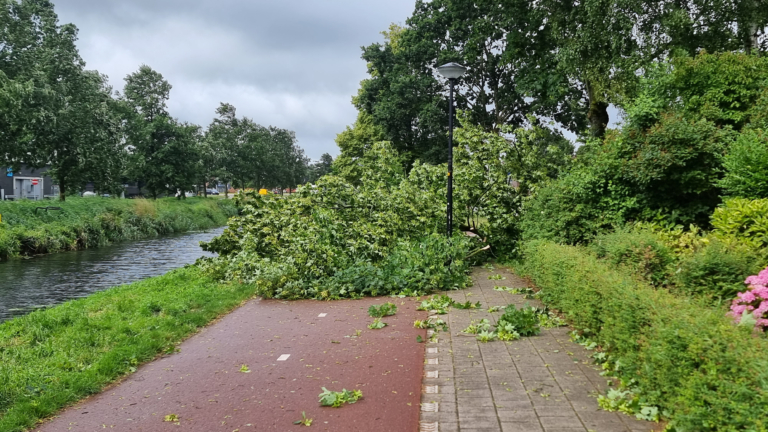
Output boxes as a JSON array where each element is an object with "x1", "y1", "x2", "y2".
[{"x1": 0, "y1": 227, "x2": 224, "y2": 322}]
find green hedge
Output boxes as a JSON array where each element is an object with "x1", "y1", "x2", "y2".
[
  {"x1": 517, "y1": 240, "x2": 768, "y2": 432},
  {"x1": 0, "y1": 267, "x2": 255, "y2": 432},
  {"x1": 0, "y1": 197, "x2": 236, "y2": 258}
]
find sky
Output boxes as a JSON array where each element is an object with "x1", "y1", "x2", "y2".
[{"x1": 54, "y1": 0, "x2": 418, "y2": 160}]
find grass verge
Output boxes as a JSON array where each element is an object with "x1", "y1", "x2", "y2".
[
  {"x1": 0, "y1": 267, "x2": 255, "y2": 432},
  {"x1": 516, "y1": 240, "x2": 768, "y2": 432},
  {"x1": 0, "y1": 197, "x2": 237, "y2": 259}
]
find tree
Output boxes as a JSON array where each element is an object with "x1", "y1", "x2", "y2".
[
  {"x1": 354, "y1": 25, "x2": 448, "y2": 165},
  {"x1": 453, "y1": 116, "x2": 573, "y2": 253},
  {"x1": 43, "y1": 70, "x2": 125, "y2": 200},
  {"x1": 203, "y1": 103, "x2": 306, "y2": 194},
  {"x1": 122, "y1": 65, "x2": 198, "y2": 198},
  {"x1": 0, "y1": 0, "x2": 125, "y2": 199},
  {"x1": 308, "y1": 153, "x2": 333, "y2": 183},
  {"x1": 520, "y1": 52, "x2": 768, "y2": 243}
]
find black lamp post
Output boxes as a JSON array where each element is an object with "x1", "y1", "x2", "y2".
[{"x1": 437, "y1": 62, "x2": 467, "y2": 238}]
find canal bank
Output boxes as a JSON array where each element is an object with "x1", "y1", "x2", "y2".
[
  {"x1": 0, "y1": 197, "x2": 236, "y2": 259},
  {"x1": 0, "y1": 267, "x2": 258, "y2": 432},
  {"x1": 0, "y1": 228, "x2": 223, "y2": 322}
]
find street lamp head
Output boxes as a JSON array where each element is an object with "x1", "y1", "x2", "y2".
[{"x1": 437, "y1": 62, "x2": 467, "y2": 80}]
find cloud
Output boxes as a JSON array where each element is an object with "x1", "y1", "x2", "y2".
[{"x1": 54, "y1": 0, "x2": 416, "y2": 159}]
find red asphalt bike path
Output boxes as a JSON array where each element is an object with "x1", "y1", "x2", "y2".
[{"x1": 36, "y1": 296, "x2": 428, "y2": 432}]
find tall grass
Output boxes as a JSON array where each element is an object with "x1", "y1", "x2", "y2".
[
  {"x1": 0, "y1": 267, "x2": 255, "y2": 432},
  {"x1": 0, "y1": 197, "x2": 237, "y2": 259}
]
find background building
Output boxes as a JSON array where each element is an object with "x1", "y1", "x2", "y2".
[{"x1": 0, "y1": 166, "x2": 56, "y2": 200}]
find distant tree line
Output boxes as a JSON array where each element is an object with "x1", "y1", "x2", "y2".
[{"x1": 0, "y1": 0, "x2": 332, "y2": 200}]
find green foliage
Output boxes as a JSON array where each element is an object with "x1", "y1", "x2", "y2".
[
  {"x1": 673, "y1": 240, "x2": 763, "y2": 301},
  {"x1": 198, "y1": 142, "x2": 479, "y2": 299},
  {"x1": 495, "y1": 323, "x2": 521, "y2": 341},
  {"x1": 534, "y1": 307, "x2": 567, "y2": 328},
  {"x1": 0, "y1": 197, "x2": 235, "y2": 259},
  {"x1": 476, "y1": 331, "x2": 497, "y2": 343},
  {"x1": 452, "y1": 300, "x2": 481, "y2": 310},
  {"x1": 317, "y1": 388, "x2": 363, "y2": 408},
  {"x1": 413, "y1": 317, "x2": 448, "y2": 332},
  {"x1": 518, "y1": 240, "x2": 768, "y2": 431},
  {"x1": 293, "y1": 411, "x2": 313, "y2": 427},
  {"x1": 203, "y1": 102, "x2": 308, "y2": 193},
  {"x1": 633, "y1": 53, "x2": 768, "y2": 131},
  {"x1": 416, "y1": 295, "x2": 455, "y2": 314},
  {"x1": 711, "y1": 198, "x2": 768, "y2": 251},
  {"x1": 632, "y1": 221, "x2": 707, "y2": 258},
  {"x1": 719, "y1": 129, "x2": 768, "y2": 199},
  {"x1": 368, "y1": 303, "x2": 397, "y2": 318},
  {"x1": 452, "y1": 119, "x2": 573, "y2": 255},
  {"x1": 462, "y1": 319, "x2": 491, "y2": 334},
  {"x1": 598, "y1": 387, "x2": 660, "y2": 422},
  {"x1": 0, "y1": 267, "x2": 257, "y2": 432},
  {"x1": 496, "y1": 304, "x2": 541, "y2": 337},
  {"x1": 367, "y1": 318, "x2": 387, "y2": 329},
  {"x1": 589, "y1": 229, "x2": 674, "y2": 285},
  {"x1": 519, "y1": 138, "x2": 632, "y2": 244},
  {"x1": 522, "y1": 52, "x2": 768, "y2": 244},
  {"x1": 0, "y1": 0, "x2": 126, "y2": 199}
]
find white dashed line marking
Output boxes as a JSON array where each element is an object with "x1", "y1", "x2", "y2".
[{"x1": 277, "y1": 354, "x2": 291, "y2": 361}]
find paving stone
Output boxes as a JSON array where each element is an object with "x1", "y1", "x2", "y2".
[
  {"x1": 418, "y1": 268, "x2": 654, "y2": 432},
  {"x1": 496, "y1": 410, "x2": 539, "y2": 422},
  {"x1": 459, "y1": 418, "x2": 504, "y2": 430},
  {"x1": 455, "y1": 397, "x2": 497, "y2": 407},
  {"x1": 501, "y1": 422, "x2": 545, "y2": 432},
  {"x1": 539, "y1": 415, "x2": 584, "y2": 429}
]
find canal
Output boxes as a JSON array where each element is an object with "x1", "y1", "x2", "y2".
[{"x1": 0, "y1": 227, "x2": 224, "y2": 322}]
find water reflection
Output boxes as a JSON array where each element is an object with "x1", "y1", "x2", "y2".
[{"x1": 0, "y1": 228, "x2": 223, "y2": 322}]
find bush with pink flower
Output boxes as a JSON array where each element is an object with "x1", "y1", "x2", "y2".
[{"x1": 729, "y1": 266, "x2": 768, "y2": 330}]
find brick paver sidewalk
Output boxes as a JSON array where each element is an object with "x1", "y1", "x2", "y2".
[{"x1": 419, "y1": 267, "x2": 657, "y2": 432}]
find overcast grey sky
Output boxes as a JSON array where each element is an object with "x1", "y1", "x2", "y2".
[{"x1": 54, "y1": 0, "x2": 417, "y2": 160}]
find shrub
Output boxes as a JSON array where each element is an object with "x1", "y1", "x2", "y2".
[
  {"x1": 589, "y1": 229, "x2": 674, "y2": 285},
  {"x1": 518, "y1": 241, "x2": 768, "y2": 432},
  {"x1": 711, "y1": 197, "x2": 768, "y2": 250},
  {"x1": 674, "y1": 240, "x2": 763, "y2": 301},
  {"x1": 519, "y1": 141, "x2": 630, "y2": 244},
  {"x1": 632, "y1": 221, "x2": 706, "y2": 258},
  {"x1": 719, "y1": 129, "x2": 768, "y2": 199}
]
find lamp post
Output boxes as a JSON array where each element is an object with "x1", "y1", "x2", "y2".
[{"x1": 437, "y1": 62, "x2": 467, "y2": 238}]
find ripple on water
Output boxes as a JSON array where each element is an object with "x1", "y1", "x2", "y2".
[{"x1": 0, "y1": 227, "x2": 224, "y2": 322}]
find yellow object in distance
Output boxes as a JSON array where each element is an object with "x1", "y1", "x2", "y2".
[{"x1": 259, "y1": 189, "x2": 268, "y2": 195}]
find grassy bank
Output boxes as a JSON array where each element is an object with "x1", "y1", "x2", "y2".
[
  {"x1": 0, "y1": 267, "x2": 255, "y2": 432},
  {"x1": 0, "y1": 197, "x2": 237, "y2": 259},
  {"x1": 516, "y1": 240, "x2": 768, "y2": 432}
]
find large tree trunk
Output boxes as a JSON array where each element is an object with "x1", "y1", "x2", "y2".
[
  {"x1": 59, "y1": 181, "x2": 66, "y2": 202},
  {"x1": 586, "y1": 80, "x2": 609, "y2": 138}
]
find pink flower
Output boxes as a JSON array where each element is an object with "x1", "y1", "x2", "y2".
[
  {"x1": 731, "y1": 266, "x2": 768, "y2": 331},
  {"x1": 741, "y1": 291, "x2": 757, "y2": 303},
  {"x1": 745, "y1": 268, "x2": 768, "y2": 286}
]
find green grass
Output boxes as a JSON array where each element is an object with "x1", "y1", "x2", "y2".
[
  {"x1": 0, "y1": 197, "x2": 237, "y2": 258},
  {"x1": 0, "y1": 267, "x2": 256, "y2": 432}
]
